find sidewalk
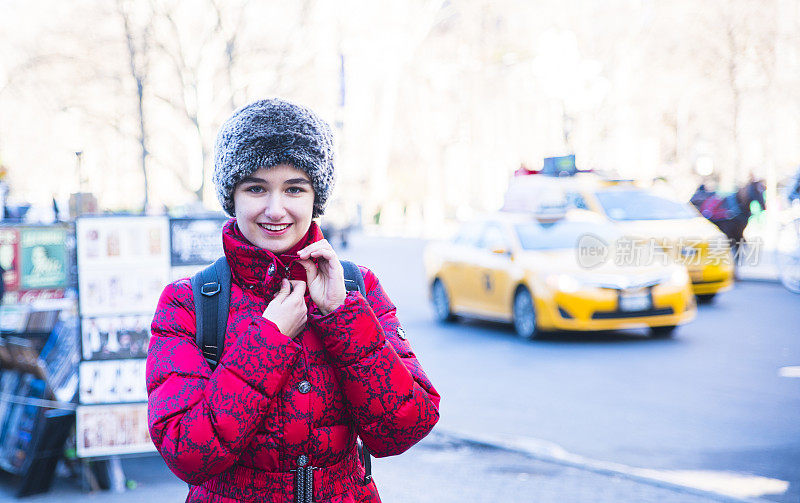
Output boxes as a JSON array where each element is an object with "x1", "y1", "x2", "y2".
[
  {"x1": 736, "y1": 249, "x2": 781, "y2": 283},
  {"x1": 0, "y1": 430, "x2": 770, "y2": 503}
]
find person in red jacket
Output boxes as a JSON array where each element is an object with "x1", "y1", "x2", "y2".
[{"x1": 147, "y1": 98, "x2": 440, "y2": 503}]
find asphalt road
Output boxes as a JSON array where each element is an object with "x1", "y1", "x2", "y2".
[
  {"x1": 1, "y1": 233, "x2": 797, "y2": 502},
  {"x1": 338, "y1": 233, "x2": 800, "y2": 503}
]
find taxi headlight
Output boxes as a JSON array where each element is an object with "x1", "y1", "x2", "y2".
[
  {"x1": 663, "y1": 268, "x2": 689, "y2": 286},
  {"x1": 546, "y1": 274, "x2": 583, "y2": 293}
]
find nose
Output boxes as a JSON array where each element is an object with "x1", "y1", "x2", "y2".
[{"x1": 263, "y1": 194, "x2": 288, "y2": 220}]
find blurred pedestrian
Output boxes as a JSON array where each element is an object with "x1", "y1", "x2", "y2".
[
  {"x1": 147, "y1": 98, "x2": 440, "y2": 503},
  {"x1": 785, "y1": 165, "x2": 800, "y2": 205},
  {"x1": 0, "y1": 262, "x2": 5, "y2": 306}
]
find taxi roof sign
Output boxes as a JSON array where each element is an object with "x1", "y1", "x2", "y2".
[
  {"x1": 542, "y1": 155, "x2": 577, "y2": 177},
  {"x1": 515, "y1": 155, "x2": 592, "y2": 178}
]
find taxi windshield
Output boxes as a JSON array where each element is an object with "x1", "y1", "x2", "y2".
[
  {"x1": 515, "y1": 220, "x2": 618, "y2": 250},
  {"x1": 595, "y1": 189, "x2": 697, "y2": 221}
]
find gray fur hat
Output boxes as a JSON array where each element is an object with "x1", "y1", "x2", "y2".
[{"x1": 212, "y1": 98, "x2": 335, "y2": 218}]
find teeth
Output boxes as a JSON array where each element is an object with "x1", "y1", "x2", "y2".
[{"x1": 260, "y1": 223, "x2": 290, "y2": 231}]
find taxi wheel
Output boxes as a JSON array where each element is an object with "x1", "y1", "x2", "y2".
[
  {"x1": 650, "y1": 325, "x2": 677, "y2": 338},
  {"x1": 513, "y1": 288, "x2": 539, "y2": 339},
  {"x1": 432, "y1": 279, "x2": 455, "y2": 322},
  {"x1": 696, "y1": 293, "x2": 716, "y2": 304}
]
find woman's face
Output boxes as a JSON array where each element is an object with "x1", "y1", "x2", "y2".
[{"x1": 233, "y1": 164, "x2": 315, "y2": 254}]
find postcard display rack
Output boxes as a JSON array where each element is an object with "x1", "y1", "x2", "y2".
[
  {"x1": 74, "y1": 216, "x2": 171, "y2": 463},
  {"x1": 0, "y1": 224, "x2": 81, "y2": 497},
  {"x1": 74, "y1": 215, "x2": 226, "y2": 492}
]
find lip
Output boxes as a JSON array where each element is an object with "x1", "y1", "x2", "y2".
[{"x1": 258, "y1": 223, "x2": 292, "y2": 236}]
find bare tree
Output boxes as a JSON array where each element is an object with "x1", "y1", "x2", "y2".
[
  {"x1": 150, "y1": 0, "x2": 254, "y2": 204},
  {"x1": 686, "y1": 0, "x2": 779, "y2": 184},
  {"x1": 117, "y1": 0, "x2": 153, "y2": 212}
]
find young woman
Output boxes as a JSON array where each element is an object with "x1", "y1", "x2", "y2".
[{"x1": 146, "y1": 99, "x2": 440, "y2": 502}]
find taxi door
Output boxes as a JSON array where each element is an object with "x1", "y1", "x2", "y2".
[
  {"x1": 472, "y1": 224, "x2": 515, "y2": 318},
  {"x1": 444, "y1": 222, "x2": 487, "y2": 312}
]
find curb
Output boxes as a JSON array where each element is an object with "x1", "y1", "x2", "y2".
[
  {"x1": 437, "y1": 428, "x2": 776, "y2": 503},
  {"x1": 735, "y1": 275, "x2": 781, "y2": 284},
  {"x1": 735, "y1": 266, "x2": 781, "y2": 284}
]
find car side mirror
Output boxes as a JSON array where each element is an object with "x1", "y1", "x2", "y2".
[{"x1": 491, "y1": 246, "x2": 510, "y2": 256}]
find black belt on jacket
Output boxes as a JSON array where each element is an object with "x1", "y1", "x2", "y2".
[{"x1": 200, "y1": 447, "x2": 369, "y2": 502}]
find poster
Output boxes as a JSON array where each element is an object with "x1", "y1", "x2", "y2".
[
  {"x1": 76, "y1": 216, "x2": 170, "y2": 317},
  {"x1": 0, "y1": 228, "x2": 20, "y2": 291},
  {"x1": 76, "y1": 403, "x2": 154, "y2": 458},
  {"x1": 78, "y1": 268, "x2": 167, "y2": 316},
  {"x1": 19, "y1": 227, "x2": 68, "y2": 290},
  {"x1": 76, "y1": 216, "x2": 169, "y2": 267},
  {"x1": 78, "y1": 360, "x2": 147, "y2": 404},
  {"x1": 169, "y1": 217, "x2": 227, "y2": 267},
  {"x1": 81, "y1": 315, "x2": 151, "y2": 360}
]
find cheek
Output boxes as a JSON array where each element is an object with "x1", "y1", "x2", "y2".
[
  {"x1": 233, "y1": 195, "x2": 259, "y2": 220},
  {"x1": 289, "y1": 197, "x2": 315, "y2": 222}
]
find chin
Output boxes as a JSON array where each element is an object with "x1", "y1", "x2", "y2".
[
  {"x1": 259, "y1": 240, "x2": 289, "y2": 254},
  {"x1": 260, "y1": 235, "x2": 300, "y2": 254}
]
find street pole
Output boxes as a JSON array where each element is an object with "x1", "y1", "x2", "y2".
[{"x1": 75, "y1": 151, "x2": 83, "y2": 219}]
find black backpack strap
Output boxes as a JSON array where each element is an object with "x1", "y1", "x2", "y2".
[
  {"x1": 339, "y1": 259, "x2": 373, "y2": 485},
  {"x1": 340, "y1": 259, "x2": 366, "y2": 296},
  {"x1": 191, "y1": 257, "x2": 231, "y2": 370}
]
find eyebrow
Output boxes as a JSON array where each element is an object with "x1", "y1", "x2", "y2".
[
  {"x1": 239, "y1": 176, "x2": 265, "y2": 184},
  {"x1": 239, "y1": 176, "x2": 311, "y2": 185}
]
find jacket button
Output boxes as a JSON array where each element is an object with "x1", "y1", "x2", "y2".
[
  {"x1": 298, "y1": 380, "x2": 312, "y2": 394},
  {"x1": 267, "y1": 263, "x2": 276, "y2": 275},
  {"x1": 297, "y1": 454, "x2": 309, "y2": 466}
]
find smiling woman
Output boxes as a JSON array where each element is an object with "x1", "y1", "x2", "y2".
[
  {"x1": 146, "y1": 98, "x2": 440, "y2": 503},
  {"x1": 233, "y1": 164, "x2": 315, "y2": 254}
]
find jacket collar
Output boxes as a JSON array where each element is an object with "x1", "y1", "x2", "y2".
[{"x1": 222, "y1": 219, "x2": 324, "y2": 293}]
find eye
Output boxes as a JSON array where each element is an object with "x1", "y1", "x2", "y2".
[
  {"x1": 286, "y1": 186, "x2": 307, "y2": 194},
  {"x1": 245, "y1": 185, "x2": 265, "y2": 193}
]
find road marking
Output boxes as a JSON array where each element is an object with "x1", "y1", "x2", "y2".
[
  {"x1": 634, "y1": 469, "x2": 789, "y2": 499},
  {"x1": 445, "y1": 428, "x2": 790, "y2": 500},
  {"x1": 779, "y1": 366, "x2": 800, "y2": 378}
]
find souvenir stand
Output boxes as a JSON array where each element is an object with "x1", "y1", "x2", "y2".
[
  {"x1": 0, "y1": 215, "x2": 227, "y2": 497},
  {"x1": 0, "y1": 224, "x2": 80, "y2": 496}
]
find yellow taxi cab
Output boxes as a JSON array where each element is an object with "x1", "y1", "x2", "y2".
[
  {"x1": 424, "y1": 210, "x2": 696, "y2": 338},
  {"x1": 567, "y1": 183, "x2": 734, "y2": 301},
  {"x1": 505, "y1": 172, "x2": 734, "y2": 301}
]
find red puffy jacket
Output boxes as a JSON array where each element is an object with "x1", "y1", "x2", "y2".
[{"x1": 147, "y1": 221, "x2": 440, "y2": 502}]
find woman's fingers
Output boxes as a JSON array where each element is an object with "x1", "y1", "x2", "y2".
[
  {"x1": 288, "y1": 280, "x2": 306, "y2": 299},
  {"x1": 262, "y1": 279, "x2": 307, "y2": 337},
  {"x1": 274, "y1": 278, "x2": 290, "y2": 299},
  {"x1": 297, "y1": 240, "x2": 336, "y2": 260},
  {"x1": 308, "y1": 249, "x2": 337, "y2": 263},
  {"x1": 297, "y1": 259, "x2": 319, "y2": 281}
]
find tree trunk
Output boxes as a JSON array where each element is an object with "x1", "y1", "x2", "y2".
[
  {"x1": 119, "y1": 0, "x2": 150, "y2": 213},
  {"x1": 137, "y1": 79, "x2": 149, "y2": 213}
]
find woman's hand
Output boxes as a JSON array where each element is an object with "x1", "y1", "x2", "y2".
[
  {"x1": 263, "y1": 279, "x2": 307, "y2": 339},
  {"x1": 297, "y1": 239, "x2": 347, "y2": 316}
]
